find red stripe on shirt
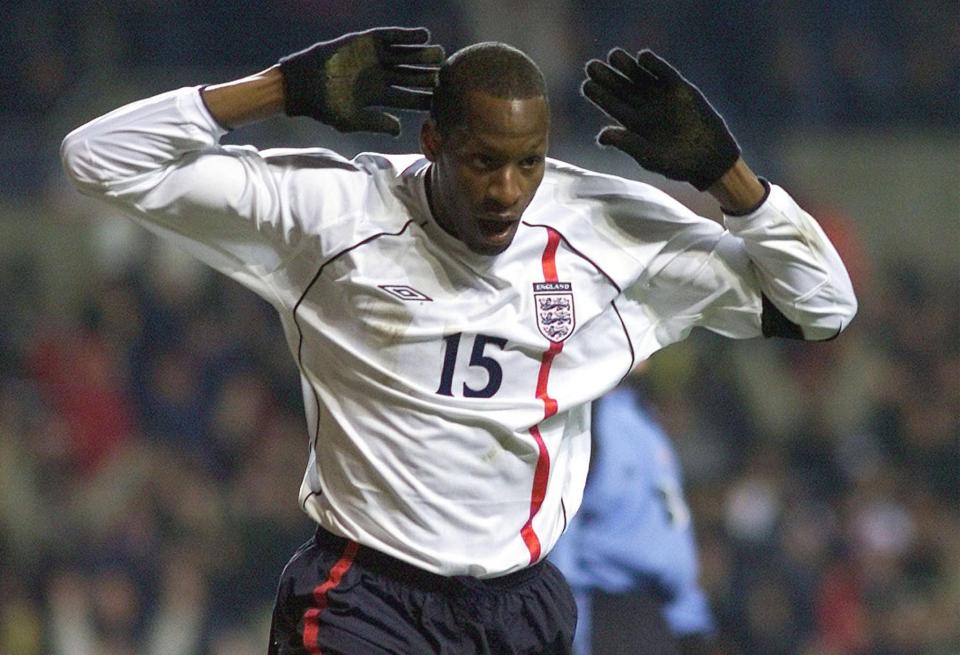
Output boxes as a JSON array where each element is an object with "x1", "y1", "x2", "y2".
[
  {"x1": 535, "y1": 341, "x2": 562, "y2": 418},
  {"x1": 521, "y1": 227, "x2": 564, "y2": 563},
  {"x1": 541, "y1": 227, "x2": 560, "y2": 282},
  {"x1": 521, "y1": 424, "x2": 551, "y2": 561},
  {"x1": 302, "y1": 540, "x2": 360, "y2": 654}
]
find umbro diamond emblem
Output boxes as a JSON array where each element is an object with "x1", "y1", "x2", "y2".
[{"x1": 378, "y1": 285, "x2": 433, "y2": 302}]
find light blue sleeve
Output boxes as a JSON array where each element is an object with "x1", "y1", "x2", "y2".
[{"x1": 550, "y1": 386, "x2": 714, "y2": 637}]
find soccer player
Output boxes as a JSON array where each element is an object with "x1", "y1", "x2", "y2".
[
  {"x1": 61, "y1": 27, "x2": 856, "y2": 655},
  {"x1": 551, "y1": 366, "x2": 715, "y2": 655}
]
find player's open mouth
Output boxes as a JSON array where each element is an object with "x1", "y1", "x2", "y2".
[{"x1": 477, "y1": 216, "x2": 518, "y2": 240}]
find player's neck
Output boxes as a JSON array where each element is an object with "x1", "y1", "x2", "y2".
[{"x1": 424, "y1": 165, "x2": 458, "y2": 240}]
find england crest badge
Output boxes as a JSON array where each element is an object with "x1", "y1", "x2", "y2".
[{"x1": 533, "y1": 281, "x2": 576, "y2": 343}]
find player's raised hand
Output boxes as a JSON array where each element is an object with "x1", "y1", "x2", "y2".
[
  {"x1": 279, "y1": 27, "x2": 445, "y2": 136},
  {"x1": 581, "y1": 49, "x2": 741, "y2": 191}
]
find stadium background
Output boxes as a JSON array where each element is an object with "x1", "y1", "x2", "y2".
[{"x1": 0, "y1": 2, "x2": 957, "y2": 653}]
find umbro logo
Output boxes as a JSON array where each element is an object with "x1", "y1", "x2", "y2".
[{"x1": 378, "y1": 285, "x2": 433, "y2": 302}]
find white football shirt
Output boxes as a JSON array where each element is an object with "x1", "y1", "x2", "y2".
[{"x1": 61, "y1": 87, "x2": 856, "y2": 577}]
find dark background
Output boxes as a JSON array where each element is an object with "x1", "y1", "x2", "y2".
[{"x1": 0, "y1": 2, "x2": 957, "y2": 654}]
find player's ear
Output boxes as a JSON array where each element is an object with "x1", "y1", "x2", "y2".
[{"x1": 421, "y1": 119, "x2": 441, "y2": 162}]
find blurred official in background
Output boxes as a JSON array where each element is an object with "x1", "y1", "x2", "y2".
[{"x1": 552, "y1": 363, "x2": 714, "y2": 655}]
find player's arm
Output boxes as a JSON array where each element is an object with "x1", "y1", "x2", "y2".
[
  {"x1": 580, "y1": 49, "x2": 857, "y2": 340},
  {"x1": 60, "y1": 28, "x2": 443, "y2": 292},
  {"x1": 202, "y1": 27, "x2": 444, "y2": 133},
  {"x1": 199, "y1": 66, "x2": 286, "y2": 129},
  {"x1": 62, "y1": 27, "x2": 444, "y2": 188}
]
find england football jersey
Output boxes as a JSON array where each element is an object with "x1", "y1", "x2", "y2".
[{"x1": 61, "y1": 87, "x2": 856, "y2": 577}]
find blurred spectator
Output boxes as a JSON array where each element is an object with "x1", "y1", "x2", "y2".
[
  {"x1": 551, "y1": 368, "x2": 715, "y2": 655},
  {"x1": 28, "y1": 323, "x2": 137, "y2": 476}
]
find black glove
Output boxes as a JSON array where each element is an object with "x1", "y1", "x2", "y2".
[
  {"x1": 279, "y1": 27, "x2": 445, "y2": 135},
  {"x1": 582, "y1": 48, "x2": 740, "y2": 191}
]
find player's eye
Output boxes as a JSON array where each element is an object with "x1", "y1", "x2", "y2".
[
  {"x1": 470, "y1": 154, "x2": 497, "y2": 171},
  {"x1": 519, "y1": 155, "x2": 544, "y2": 169}
]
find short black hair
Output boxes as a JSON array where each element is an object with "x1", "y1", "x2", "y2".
[{"x1": 430, "y1": 42, "x2": 548, "y2": 135}]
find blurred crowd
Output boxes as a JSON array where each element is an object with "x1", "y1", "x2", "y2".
[
  {"x1": 1, "y1": 1, "x2": 958, "y2": 654},
  {"x1": 4, "y1": 0, "x2": 957, "y2": 123},
  {"x1": 1, "y1": 0, "x2": 958, "y2": 194},
  {"x1": 0, "y1": 247, "x2": 315, "y2": 655},
  {"x1": 638, "y1": 255, "x2": 960, "y2": 654}
]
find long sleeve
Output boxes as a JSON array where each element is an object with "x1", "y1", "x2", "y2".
[
  {"x1": 721, "y1": 182, "x2": 857, "y2": 340},
  {"x1": 602, "y1": 178, "x2": 858, "y2": 349},
  {"x1": 60, "y1": 86, "x2": 356, "y2": 304}
]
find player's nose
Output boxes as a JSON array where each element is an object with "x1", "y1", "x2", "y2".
[{"x1": 486, "y1": 166, "x2": 522, "y2": 208}]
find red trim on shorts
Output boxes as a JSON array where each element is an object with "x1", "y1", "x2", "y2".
[
  {"x1": 521, "y1": 227, "x2": 564, "y2": 563},
  {"x1": 302, "y1": 540, "x2": 360, "y2": 654}
]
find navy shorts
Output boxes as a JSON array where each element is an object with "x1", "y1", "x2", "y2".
[{"x1": 268, "y1": 527, "x2": 577, "y2": 654}]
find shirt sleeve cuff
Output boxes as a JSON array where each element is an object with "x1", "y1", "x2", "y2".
[
  {"x1": 722, "y1": 179, "x2": 800, "y2": 237},
  {"x1": 189, "y1": 85, "x2": 232, "y2": 137},
  {"x1": 721, "y1": 177, "x2": 771, "y2": 217}
]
